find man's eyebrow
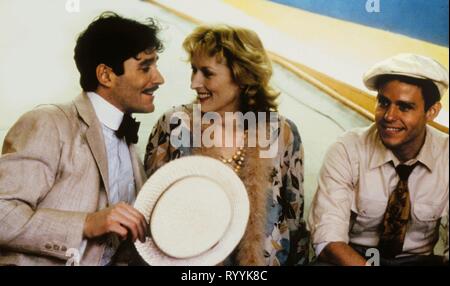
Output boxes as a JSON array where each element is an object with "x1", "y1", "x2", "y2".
[
  {"x1": 377, "y1": 93, "x2": 389, "y2": 101},
  {"x1": 396, "y1": 100, "x2": 416, "y2": 108},
  {"x1": 377, "y1": 94, "x2": 416, "y2": 107},
  {"x1": 139, "y1": 56, "x2": 158, "y2": 66}
]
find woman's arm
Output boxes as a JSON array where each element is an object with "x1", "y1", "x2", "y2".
[{"x1": 282, "y1": 119, "x2": 309, "y2": 265}]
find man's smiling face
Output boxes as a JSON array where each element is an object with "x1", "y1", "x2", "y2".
[
  {"x1": 110, "y1": 49, "x2": 164, "y2": 113},
  {"x1": 375, "y1": 79, "x2": 438, "y2": 160}
]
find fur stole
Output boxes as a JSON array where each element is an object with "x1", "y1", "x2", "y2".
[{"x1": 192, "y1": 144, "x2": 272, "y2": 266}]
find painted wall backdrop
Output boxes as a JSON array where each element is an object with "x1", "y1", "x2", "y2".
[{"x1": 270, "y1": 0, "x2": 449, "y2": 47}]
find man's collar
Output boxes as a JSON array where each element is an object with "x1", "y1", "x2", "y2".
[
  {"x1": 368, "y1": 125, "x2": 396, "y2": 169},
  {"x1": 413, "y1": 126, "x2": 434, "y2": 171},
  {"x1": 369, "y1": 124, "x2": 434, "y2": 171},
  {"x1": 86, "y1": 92, "x2": 123, "y2": 131}
]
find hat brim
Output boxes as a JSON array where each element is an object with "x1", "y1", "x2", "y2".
[
  {"x1": 364, "y1": 71, "x2": 448, "y2": 99},
  {"x1": 134, "y1": 155, "x2": 249, "y2": 266},
  {"x1": 364, "y1": 71, "x2": 432, "y2": 91}
]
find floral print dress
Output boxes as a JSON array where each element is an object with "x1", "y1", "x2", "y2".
[{"x1": 144, "y1": 104, "x2": 309, "y2": 265}]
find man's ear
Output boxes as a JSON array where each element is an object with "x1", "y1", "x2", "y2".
[
  {"x1": 96, "y1": 64, "x2": 114, "y2": 88},
  {"x1": 425, "y1": 101, "x2": 442, "y2": 122}
]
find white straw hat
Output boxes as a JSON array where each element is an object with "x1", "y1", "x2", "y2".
[
  {"x1": 134, "y1": 156, "x2": 249, "y2": 266},
  {"x1": 363, "y1": 53, "x2": 449, "y2": 98}
]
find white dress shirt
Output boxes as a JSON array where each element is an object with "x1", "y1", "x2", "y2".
[
  {"x1": 82, "y1": 92, "x2": 136, "y2": 265},
  {"x1": 308, "y1": 124, "x2": 449, "y2": 260}
]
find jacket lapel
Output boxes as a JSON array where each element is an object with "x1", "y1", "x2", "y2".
[{"x1": 74, "y1": 93, "x2": 110, "y2": 201}]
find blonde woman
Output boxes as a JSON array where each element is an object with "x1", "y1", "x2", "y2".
[{"x1": 144, "y1": 25, "x2": 309, "y2": 266}]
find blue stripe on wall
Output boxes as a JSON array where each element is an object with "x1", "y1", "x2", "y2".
[{"x1": 269, "y1": 0, "x2": 449, "y2": 47}]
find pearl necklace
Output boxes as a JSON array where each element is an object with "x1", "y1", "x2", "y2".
[
  {"x1": 220, "y1": 131, "x2": 247, "y2": 173},
  {"x1": 221, "y1": 147, "x2": 246, "y2": 173}
]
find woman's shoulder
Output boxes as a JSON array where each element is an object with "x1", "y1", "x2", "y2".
[
  {"x1": 156, "y1": 104, "x2": 194, "y2": 123},
  {"x1": 276, "y1": 114, "x2": 301, "y2": 144}
]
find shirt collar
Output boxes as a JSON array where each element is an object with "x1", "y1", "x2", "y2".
[
  {"x1": 87, "y1": 92, "x2": 123, "y2": 131},
  {"x1": 369, "y1": 124, "x2": 434, "y2": 171},
  {"x1": 413, "y1": 125, "x2": 434, "y2": 171},
  {"x1": 368, "y1": 124, "x2": 395, "y2": 169}
]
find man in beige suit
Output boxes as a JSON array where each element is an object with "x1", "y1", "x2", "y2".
[{"x1": 0, "y1": 12, "x2": 165, "y2": 265}]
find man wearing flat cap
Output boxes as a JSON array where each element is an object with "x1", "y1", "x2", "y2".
[{"x1": 308, "y1": 53, "x2": 449, "y2": 266}]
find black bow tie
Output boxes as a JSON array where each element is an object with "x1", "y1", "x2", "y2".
[{"x1": 116, "y1": 113, "x2": 140, "y2": 144}]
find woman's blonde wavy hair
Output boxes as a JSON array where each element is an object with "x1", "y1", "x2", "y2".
[{"x1": 182, "y1": 24, "x2": 279, "y2": 113}]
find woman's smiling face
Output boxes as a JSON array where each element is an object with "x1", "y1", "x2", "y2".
[{"x1": 190, "y1": 53, "x2": 241, "y2": 114}]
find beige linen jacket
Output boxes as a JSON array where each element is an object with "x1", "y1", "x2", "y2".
[{"x1": 0, "y1": 93, "x2": 146, "y2": 265}]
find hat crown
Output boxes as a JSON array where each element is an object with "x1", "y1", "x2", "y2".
[
  {"x1": 363, "y1": 53, "x2": 449, "y2": 98},
  {"x1": 134, "y1": 156, "x2": 249, "y2": 266},
  {"x1": 150, "y1": 176, "x2": 232, "y2": 259}
]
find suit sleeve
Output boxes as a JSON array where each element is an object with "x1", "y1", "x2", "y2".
[{"x1": 0, "y1": 108, "x2": 88, "y2": 261}]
